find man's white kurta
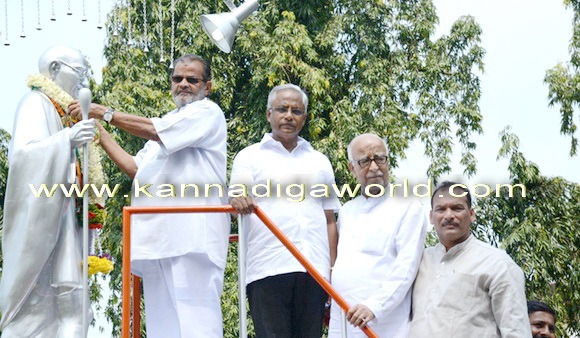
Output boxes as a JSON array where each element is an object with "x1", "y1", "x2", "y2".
[
  {"x1": 229, "y1": 134, "x2": 341, "y2": 285},
  {"x1": 409, "y1": 235, "x2": 531, "y2": 338},
  {"x1": 328, "y1": 194, "x2": 428, "y2": 338},
  {"x1": 130, "y1": 98, "x2": 230, "y2": 274}
]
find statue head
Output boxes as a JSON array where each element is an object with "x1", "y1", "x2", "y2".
[{"x1": 38, "y1": 45, "x2": 90, "y2": 99}]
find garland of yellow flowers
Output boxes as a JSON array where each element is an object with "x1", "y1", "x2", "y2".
[{"x1": 27, "y1": 74, "x2": 113, "y2": 276}]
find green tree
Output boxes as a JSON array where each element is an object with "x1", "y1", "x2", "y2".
[
  {"x1": 0, "y1": 128, "x2": 9, "y2": 267},
  {"x1": 544, "y1": 0, "x2": 580, "y2": 156},
  {"x1": 474, "y1": 127, "x2": 579, "y2": 337},
  {"x1": 93, "y1": 0, "x2": 484, "y2": 335},
  {"x1": 0, "y1": 128, "x2": 10, "y2": 212}
]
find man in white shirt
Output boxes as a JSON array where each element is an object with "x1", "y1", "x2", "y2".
[
  {"x1": 409, "y1": 181, "x2": 530, "y2": 337},
  {"x1": 327, "y1": 133, "x2": 428, "y2": 337},
  {"x1": 230, "y1": 83, "x2": 341, "y2": 337},
  {"x1": 69, "y1": 54, "x2": 230, "y2": 338}
]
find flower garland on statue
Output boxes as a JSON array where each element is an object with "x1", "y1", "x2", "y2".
[{"x1": 27, "y1": 74, "x2": 114, "y2": 276}]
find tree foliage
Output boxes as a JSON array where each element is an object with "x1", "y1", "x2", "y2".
[
  {"x1": 474, "y1": 127, "x2": 579, "y2": 337},
  {"x1": 544, "y1": 0, "x2": 580, "y2": 156},
  {"x1": 0, "y1": 129, "x2": 8, "y2": 266},
  {"x1": 0, "y1": 129, "x2": 10, "y2": 212},
  {"x1": 0, "y1": 1, "x2": 575, "y2": 337},
  {"x1": 0, "y1": 1, "x2": 576, "y2": 336},
  {"x1": 90, "y1": 0, "x2": 485, "y2": 335},
  {"x1": 0, "y1": 0, "x2": 483, "y2": 335}
]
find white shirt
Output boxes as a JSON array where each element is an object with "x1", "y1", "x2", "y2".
[
  {"x1": 229, "y1": 133, "x2": 341, "y2": 285},
  {"x1": 328, "y1": 194, "x2": 428, "y2": 338},
  {"x1": 130, "y1": 98, "x2": 230, "y2": 273},
  {"x1": 409, "y1": 235, "x2": 531, "y2": 338}
]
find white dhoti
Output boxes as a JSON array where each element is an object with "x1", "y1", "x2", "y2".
[{"x1": 136, "y1": 253, "x2": 225, "y2": 338}]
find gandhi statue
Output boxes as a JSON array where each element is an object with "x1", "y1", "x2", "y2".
[{"x1": 0, "y1": 45, "x2": 95, "y2": 337}]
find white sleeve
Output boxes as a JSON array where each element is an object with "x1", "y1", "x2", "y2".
[
  {"x1": 229, "y1": 147, "x2": 255, "y2": 195},
  {"x1": 491, "y1": 258, "x2": 532, "y2": 338},
  {"x1": 362, "y1": 201, "x2": 428, "y2": 320},
  {"x1": 320, "y1": 156, "x2": 341, "y2": 212},
  {"x1": 152, "y1": 99, "x2": 226, "y2": 155}
]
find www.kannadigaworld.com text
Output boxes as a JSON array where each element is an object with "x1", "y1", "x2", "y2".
[{"x1": 28, "y1": 179, "x2": 527, "y2": 202}]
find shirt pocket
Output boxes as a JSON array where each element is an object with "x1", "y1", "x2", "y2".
[{"x1": 440, "y1": 272, "x2": 476, "y2": 317}]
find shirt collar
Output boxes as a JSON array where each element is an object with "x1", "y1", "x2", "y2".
[
  {"x1": 353, "y1": 193, "x2": 389, "y2": 213},
  {"x1": 259, "y1": 133, "x2": 311, "y2": 153},
  {"x1": 436, "y1": 233, "x2": 473, "y2": 256}
]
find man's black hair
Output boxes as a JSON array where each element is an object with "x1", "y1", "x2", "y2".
[
  {"x1": 431, "y1": 181, "x2": 472, "y2": 209},
  {"x1": 527, "y1": 300, "x2": 556, "y2": 319}
]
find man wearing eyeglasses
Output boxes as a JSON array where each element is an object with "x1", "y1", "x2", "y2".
[
  {"x1": 230, "y1": 84, "x2": 341, "y2": 337},
  {"x1": 327, "y1": 133, "x2": 428, "y2": 337},
  {"x1": 69, "y1": 54, "x2": 230, "y2": 337},
  {"x1": 0, "y1": 45, "x2": 95, "y2": 337}
]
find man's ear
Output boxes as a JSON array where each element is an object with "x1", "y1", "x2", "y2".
[
  {"x1": 348, "y1": 161, "x2": 355, "y2": 175},
  {"x1": 204, "y1": 80, "x2": 212, "y2": 97},
  {"x1": 48, "y1": 61, "x2": 60, "y2": 80},
  {"x1": 429, "y1": 210, "x2": 434, "y2": 225}
]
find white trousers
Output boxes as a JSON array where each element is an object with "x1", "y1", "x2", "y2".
[{"x1": 139, "y1": 253, "x2": 225, "y2": 338}]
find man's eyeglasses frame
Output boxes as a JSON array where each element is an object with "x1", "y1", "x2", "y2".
[
  {"x1": 171, "y1": 76, "x2": 206, "y2": 85},
  {"x1": 269, "y1": 106, "x2": 306, "y2": 116},
  {"x1": 352, "y1": 155, "x2": 388, "y2": 168}
]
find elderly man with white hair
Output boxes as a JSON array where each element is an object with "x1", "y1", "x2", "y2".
[{"x1": 328, "y1": 133, "x2": 428, "y2": 337}]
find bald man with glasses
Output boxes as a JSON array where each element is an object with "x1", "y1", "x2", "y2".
[{"x1": 327, "y1": 133, "x2": 428, "y2": 337}]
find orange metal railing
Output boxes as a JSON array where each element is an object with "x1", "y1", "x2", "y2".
[{"x1": 121, "y1": 205, "x2": 378, "y2": 338}]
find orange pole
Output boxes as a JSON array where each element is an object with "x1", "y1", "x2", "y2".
[
  {"x1": 132, "y1": 276, "x2": 141, "y2": 338},
  {"x1": 253, "y1": 206, "x2": 379, "y2": 338},
  {"x1": 125, "y1": 205, "x2": 236, "y2": 214},
  {"x1": 122, "y1": 205, "x2": 236, "y2": 338},
  {"x1": 122, "y1": 205, "x2": 376, "y2": 338},
  {"x1": 122, "y1": 207, "x2": 131, "y2": 338}
]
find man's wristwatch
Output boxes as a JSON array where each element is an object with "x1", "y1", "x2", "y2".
[{"x1": 103, "y1": 108, "x2": 115, "y2": 124}]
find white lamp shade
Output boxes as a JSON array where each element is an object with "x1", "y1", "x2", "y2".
[
  {"x1": 201, "y1": 0, "x2": 260, "y2": 53},
  {"x1": 201, "y1": 13, "x2": 239, "y2": 53}
]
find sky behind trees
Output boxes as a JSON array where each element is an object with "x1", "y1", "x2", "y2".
[{"x1": 398, "y1": 0, "x2": 579, "y2": 186}]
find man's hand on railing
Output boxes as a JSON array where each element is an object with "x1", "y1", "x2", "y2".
[
  {"x1": 230, "y1": 196, "x2": 258, "y2": 215},
  {"x1": 346, "y1": 304, "x2": 375, "y2": 329}
]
